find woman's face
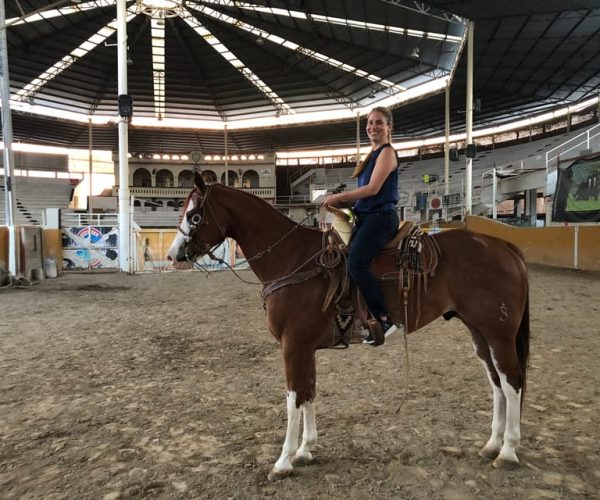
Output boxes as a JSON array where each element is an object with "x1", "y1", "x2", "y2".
[{"x1": 366, "y1": 111, "x2": 390, "y2": 144}]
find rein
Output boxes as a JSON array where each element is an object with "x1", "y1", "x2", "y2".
[{"x1": 180, "y1": 186, "x2": 328, "y2": 289}]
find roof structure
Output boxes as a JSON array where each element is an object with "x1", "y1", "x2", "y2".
[{"x1": 4, "y1": 0, "x2": 600, "y2": 153}]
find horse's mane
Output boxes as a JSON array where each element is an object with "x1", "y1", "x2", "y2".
[{"x1": 211, "y1": 183, "x2": 322, "y2": 234}]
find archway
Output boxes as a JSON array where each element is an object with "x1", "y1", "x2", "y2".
[
  {"x1": 155, "y1": 169, "x2": 174, "y2": 187},
  {"x1": 133, "y1": 168, "x2": 151, "y2": 187},
  {"x1": 242, "y1": 169, "x2": 259, "y2": 188}
]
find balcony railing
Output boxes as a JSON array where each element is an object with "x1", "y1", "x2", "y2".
[{"x1": 112, "y1": 186, "x2": 275, "y2": 199}]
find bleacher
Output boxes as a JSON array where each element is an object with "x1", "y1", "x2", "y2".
[
  {"x1": 0, "y1": 176, "x2": 79, "y2": 225},
  {"x1": 293, "y1": 124, "x2": 600, "y2": 210}
]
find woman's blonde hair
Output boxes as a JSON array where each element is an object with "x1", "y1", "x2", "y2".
[{"x1": 352, "y1": 106, "x2": 394, "y2": 178}]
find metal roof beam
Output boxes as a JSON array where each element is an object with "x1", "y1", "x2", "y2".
[
  {"x1": 196, "y1": 0, "x2": 462, "y2": 42},
  {"x1": 13, "y1": 6, "x2": 137, "y2": 103},
  {"x1": 189, "y1": 3, "x2": 407, "y2": 95}
]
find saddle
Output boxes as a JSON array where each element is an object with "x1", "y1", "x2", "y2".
[{"x1": 325, "y1": 207, "x2": 440, "y2": 348}]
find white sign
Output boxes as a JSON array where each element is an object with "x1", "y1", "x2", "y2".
[{"x1": 398, "y1": 191, "x2": 411, "y2": 207}]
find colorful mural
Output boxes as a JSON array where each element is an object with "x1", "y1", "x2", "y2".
[{"x1": 62, "y1": 226, "x2": 119, "y2": 270}]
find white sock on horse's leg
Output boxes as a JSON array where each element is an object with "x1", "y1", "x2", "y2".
[
  {"x1": 482, "y1": 380, "x2": 506, "y2": 459},
  {"x1": 295, "y1": 401, "x2": 317, "y2": 463},
  {"x1": 490, "y1": 350, "x2": 522, "y2": 467},
  {"x1": 473, "y1": 344, "x2": 506, "y2": 460},
  {"x1": 269, "y1": 391, "x2": 301, "y2": 480},
  {"x1": 495, "y1": 378, "x2": 521, "y2": 467}
]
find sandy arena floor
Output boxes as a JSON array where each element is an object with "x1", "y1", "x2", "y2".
[{"x1": 0, "y1": 264, "x2": 599, "y2": 499}]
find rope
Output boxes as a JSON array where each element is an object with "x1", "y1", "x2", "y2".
[{"x1": 395, "y1": 328, "x2": 411, "y2": 414}]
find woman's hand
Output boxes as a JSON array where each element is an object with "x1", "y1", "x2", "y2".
[{"x1": 322, "y1": 193, "x2": 345, "y2": 208}]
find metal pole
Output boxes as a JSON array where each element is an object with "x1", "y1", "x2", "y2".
[
  {"x1": 0, "y1": 0, "x2": 18, "y2": 277},
  {"x1": 444, "y1": 84, "x2": 450, "y2": 221},
  {"x1": 492, "y1": 167, "x2": 497, "y2": 219},
  {"x1": 117, "y1": 0, "x2": 131, "y2": 273},
  {"x1": 356, "y1": 111, "x2": 360, "y2": 167},
  {"x1": 444, "y1": 85, "x2": 450, "y2": 197},
  {"x1": 465, "y1": 20, "x2": 474, "y2": 216},
  {"x1": 224, "y1": 124, "x2": 228, "y2": 186},
  {"x1": 88, "y1": 117, "x2": 93, "y2": 214}
]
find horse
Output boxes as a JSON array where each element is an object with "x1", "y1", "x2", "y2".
[{"x1": 167, "y1": 172, "x2": 530, "y2": 481}]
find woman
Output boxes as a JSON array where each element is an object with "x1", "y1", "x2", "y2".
[{"x1": 323, "y1": 106, "x2": 400, "y2": 345}]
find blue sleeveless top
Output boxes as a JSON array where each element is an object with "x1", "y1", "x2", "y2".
[{"x1": 354, "y1": 143, "x2": 399, "y2": 214}]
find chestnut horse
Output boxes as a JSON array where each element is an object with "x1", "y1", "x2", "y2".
[{"x1": 168, "y1": 172, "x2": 530, "y2": 481}]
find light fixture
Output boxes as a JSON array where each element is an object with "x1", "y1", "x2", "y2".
[
  {"x1": 136, "y1": 0, "x2": 184, "y2": 19},
  {"x1": 410, "y1": 46, "x2": 421, "y2": 59}
]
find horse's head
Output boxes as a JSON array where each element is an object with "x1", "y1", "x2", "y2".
[{"x1": 167, "y1": 171, "x2": 227, "y2": 263}]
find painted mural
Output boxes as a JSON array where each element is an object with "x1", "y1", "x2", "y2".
[{"x1": 62, "y1": 226, "x2": 119, "y2": 270}]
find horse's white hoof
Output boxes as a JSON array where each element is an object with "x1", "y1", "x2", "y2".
[
  {"x1": 492, "y1": 456, "x2": 520, "y2": 470},
  {"x1": 268, "y1": 467, "x2": 293, "y2": 482},
  {"x1": 479, "y1": 445, "x2": 500, "y2": 460}
]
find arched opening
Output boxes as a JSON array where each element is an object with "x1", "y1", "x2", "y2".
[
  {"x1": 155, "y1": 169, "x2": 174, "y2": 187},
  {"x1": 178, "y1": 169, "x2": 194, "y2": 188},
  {"x1": 220, "y1": 171, "x2": 239, "y2": 187},
  {"x1": 133, "y1": 168, "x2": 151, "y2": 187},
  {"x1": 133, "y1": 199, "x2": 141, "y2": 207},
  {"x1": 202, "y1": 170, "x2": 217, "y2": 183},
  {"x1": 242, "y1": 169, "x2": 259, "y2": 188}
]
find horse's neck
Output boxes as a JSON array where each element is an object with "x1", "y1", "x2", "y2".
[{"x1": 220, "y1": 190, "x2": 321, "y2": 281}]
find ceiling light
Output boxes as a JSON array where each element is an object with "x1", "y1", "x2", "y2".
[{"x1": 136, "y1": 0, "x2": 183, "y2": 19}]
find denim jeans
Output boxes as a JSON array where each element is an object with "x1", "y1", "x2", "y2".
[{"x1": 347, "y1": 209, "x2": 399, "y2": 318}]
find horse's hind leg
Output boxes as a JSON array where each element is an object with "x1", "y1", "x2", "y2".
[
  {"x1": 488, "y1": 339, "x2": 523, "y2": 469},
  {"x1": 471, "y1": 329, "x2": 505, "y2": 460}
]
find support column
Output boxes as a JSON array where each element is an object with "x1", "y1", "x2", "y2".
[
  {"x1": 465, "y1": 20, "x2": 474, "y2": 216},
  {"x1": 224, "y1": 124, "x2": 228, "y2": 186},
  {"x1": 356, "y1": 111, "x2": 360, "y2": 167},
  {"x1": 0, "y1": 0, "x2": 18, "y2": 277},
  {"x1": 88, "y1": 117, "x2": 93, "y2": 214},
  {"x1": 525, "y1": 189, "x2": 537, "y2": 227},
  {"x1": 444, "y1": 84, "x2": 450, "y2": 220},
  {"x1": 117, "y1": 0, "x2": 131, "y2": 273}
]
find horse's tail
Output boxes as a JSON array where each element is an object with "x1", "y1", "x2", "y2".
[{"x1": 516, "y1": 291, "x2": 530, "y2": 414}]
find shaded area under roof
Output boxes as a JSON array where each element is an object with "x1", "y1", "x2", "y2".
[{"x1": 5, "y1": 0, "x2": 600, "y2": 153}]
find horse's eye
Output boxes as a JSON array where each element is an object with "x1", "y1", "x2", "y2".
[{"x1": 188, "y1": 213, "x2": 202, "y2": 225}]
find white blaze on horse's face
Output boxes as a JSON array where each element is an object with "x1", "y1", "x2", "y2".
[{"x1": 167, "y1": 197, "x2": 196, "y2": 262}]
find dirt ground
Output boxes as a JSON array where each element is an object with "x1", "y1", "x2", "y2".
[{"x1": 0, "y1": 264, "x2": 599, "y2": 499}]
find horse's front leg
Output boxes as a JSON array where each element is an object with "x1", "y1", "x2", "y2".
[
  {"x1": 268, "y1": 347, "x2": 316, "y2": 481},
  {"x1": 294, "y1": 400, "x2": 317, "y2": 464},
  {"x1": 268, "y1": 391, "x2": 302, "y2": 481}
]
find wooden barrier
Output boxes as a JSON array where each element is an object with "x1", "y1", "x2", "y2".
[
  {"x1": 464, "y1": 216, "x2": 600, "y2": 271},
  {"x1": 0, "y1": 226, "x2": 8, "y2": 283}
]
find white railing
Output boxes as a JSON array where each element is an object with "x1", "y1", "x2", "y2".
[
  {"x1": 114, "y1": 185, "x2": 275, "y2": 199},
  {"x1": 545, "y1": 123, "x2": 600, "y2": 172},
  {"x1": 62, "y1": 212, "x2": 119, "y2": 227}
]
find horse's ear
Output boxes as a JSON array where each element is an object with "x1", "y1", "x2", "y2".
[{"x1": 194, "y1": 171, "x2": 207, "y2": 192}]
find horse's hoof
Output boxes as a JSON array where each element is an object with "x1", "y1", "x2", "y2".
[
  {"x1": 268, "y1": 468, "x2": 292, "y2": 482},
  {"x1": 492, "y1": 456, "x2": 520, "y2": 470},
  {"x1": 292, "y1": 453, "x2": 313, "y2": 466},
  {"x1": 479, "y1": 446, "x2": 500, "y2": 460}
]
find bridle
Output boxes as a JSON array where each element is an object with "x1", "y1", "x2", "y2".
[{"x1": 176, "y1": 183, "x2": 226, "y2": 260}]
